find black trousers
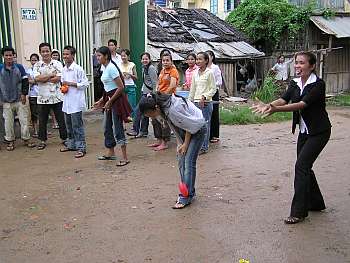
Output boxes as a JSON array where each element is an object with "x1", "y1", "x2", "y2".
[
  {"x1": 290, "y1": 129, "x2": 331, "y2": 218},
  {"x1": 210, "y1": 89, "x2": 220, "y2": 139},
  {"x1": 38, "y1": 102, "x2": 67, "y2": 142}
]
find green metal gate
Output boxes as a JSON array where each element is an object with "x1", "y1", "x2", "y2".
[
  {"x1": 41, "y1": 0, "x2": 94, "y2": 108},
  {"x1": 129, "y1": 0, "x2": 146, "y2": 101},
  {"x1": 0, "y1": 0, "x2": 14, "y2": 63}
]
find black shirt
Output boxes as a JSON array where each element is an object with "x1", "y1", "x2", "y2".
[{"x1": 281, "y1": 77, "x2": 331, "y2": 135}]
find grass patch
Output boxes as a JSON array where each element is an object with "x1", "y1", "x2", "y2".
[
  {"x1": 327, "y1": 94, "x2": 350, "y2": 107},
  {"x1": 220, "y1": 105, "x2": 292, "y2": 125}
]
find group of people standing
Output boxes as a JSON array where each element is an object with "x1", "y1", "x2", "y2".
[{"x1": 1, "y1": 44, "x2": 332, "y2": 223}]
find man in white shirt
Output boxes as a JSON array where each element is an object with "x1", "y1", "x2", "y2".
[
  {"x1": 33, "y1": 42, "x2": 67, "y2": 150},
  {"x1": 60, "y1": 45, "x2": 89, "y2": 158},
  {"x1": 107, "y1": 39, "x2": 122, "y2": 67}
]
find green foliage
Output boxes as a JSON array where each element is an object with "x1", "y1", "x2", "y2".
[
  {"x1": 327, "y1": 93, "x2": 350, "y2": 107},
  {"x1": 220, "y1": 105, "x2": 292, "y2": 125},
  {"x1": 321, "y1": 8, "x2": 336, "y2": 19},
  {"x1": 226, "y1": 0, "x2": 314, "y2": 48},
  {"x1": 252, "y1": 74, "x2": 281, "y2": 103}
]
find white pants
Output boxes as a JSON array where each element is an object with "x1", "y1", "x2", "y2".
[{"x1": 2, "y1": 101, "x2": 31, "y2": 141}]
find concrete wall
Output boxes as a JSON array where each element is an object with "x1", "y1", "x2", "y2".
[{"x1": 10, "y1": 0, "x2": 43, "y2": 67}]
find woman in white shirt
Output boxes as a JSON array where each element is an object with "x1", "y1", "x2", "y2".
[
  {"x1": 139, "y1": 92, "x2": 206, "y2": 209},
  {"x1": 271, "y1": 55, "x2": 293, "y2": 81},
  {"x1": 27, "y1": 53, "x2": 40, "y2": 137},
  {"x1": 206, "y1": 50, "x2": 222, "y2": 143},
  {"x1": 120, "y1": 49, "x2": 138, "y2": 120}
]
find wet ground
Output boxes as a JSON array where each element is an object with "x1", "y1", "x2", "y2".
[{"x1": 0, "y1": 108, "x2": 350, "y2": 263}]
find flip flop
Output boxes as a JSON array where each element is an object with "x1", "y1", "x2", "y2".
[
  {"x1": 98, "y1": 155, "x2": 117, "y2": 160},
  {"x1": 147, "y1": 143, "x2": 161, "y2": 147},
  {"x1": 116, "y1": 160, "x2": 130, "y2": 167},
  {"x1": 75, "y1": 151, "x2": 86, "y2": 158},
  {"x1": 60, "y1": 147, "x2": 75, "y2": 152},
  {"x1": 154, "y1": 145, "x2": 169, "y2": 151},
  {"x1": 172, "y1": 201, "x2": 189, "y2": 209},
  {"x1": 6, "y1": 143, "x2": 15, "y2": 151},
  {"x1": 37, "y1": 142, "x2": 46, "y2": 150}
]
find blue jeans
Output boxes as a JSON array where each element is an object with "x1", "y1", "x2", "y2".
[
  {"x1": 132, "y1": 94, "x2": 149, "y2": 135},
  {"x1": 103, "y1": 109, "x2": 127, "y2": 148},
  {"x1": 64, "y1": 111, "x2": 86, "y2": 152},
  {"x1": 194, "y1": 102, "x2": 213, "y2": 151},
  {"x1": 177, "y1": 125, "x2": 206, "y2": 205}
]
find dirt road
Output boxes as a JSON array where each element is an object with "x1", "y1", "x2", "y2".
[{"x1": 0, "y1": 108, "x2": 349, "y2": 263}]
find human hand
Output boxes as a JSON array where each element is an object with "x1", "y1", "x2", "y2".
[
  {"x1": 92, "y1": 99, "x2": 104, "y2": 110},
  {"x1": 20, "y1": 95, "x2": 26, "y2": 105},
  {"x1": 177, "y1": 143, "x2": 188, "y2": 155},
  {"x1": 103, "y1": 100, "x2": 112, "y2": 111},
  {"x1": 250, "y1": 99, "x2": 270, "y2": 115}
]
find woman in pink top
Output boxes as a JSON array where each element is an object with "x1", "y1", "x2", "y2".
[{"x1": 183, "y1": 53, "x2": 198, "y2": 90}]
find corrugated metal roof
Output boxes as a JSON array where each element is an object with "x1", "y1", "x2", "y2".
[
  {"x1": 147, "y1": 41, "x2": 264, "y2": 61},
  {"x1": 310, "y1": 16, "x2": 350, "y2": 38}
]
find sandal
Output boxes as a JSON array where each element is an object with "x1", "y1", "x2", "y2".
[
  {"x1": 116, "y1": 160, "x2": 130, "y2": 167},
  {"x1": 147, "y1": 143, "x2": 161, "y2": 147},
  {"x1": 154, "y1": 145, "x2": 169, "y2": 151},
  {"x1": 172, "y1": 201, "x2": 189, "y2": 209},
  {"x1": 37, "y1": 142, "x2": 46, "y2": 150},
  {"x1": 6, "y1": 143, "x2": 15, "y2": 151},
  {"x1": 75, "y1": 151, "x2": 86, "y2": 158},
  {"x1": 284, "y1": 216, "x2": 305, "y2": 224},
  {"x1": 98, "y1": 155, "x2": 117, "y2": 160},
  {"x1": 24, "y1": 141, "x2": 36, "y2": 148},
  {"x1": 60, "y1": 147, "x2": 75, "y2": 152},
  {"x1": 210, "y1": 138, "x2": 220, "y2": 143}
]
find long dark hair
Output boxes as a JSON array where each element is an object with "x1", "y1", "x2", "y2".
[
  {"x1": 141, "y1": 52, "x2": 152, "y2": 75},
  {"x1": 206, "y1": 50, "x2": 216, "y2": 64},
  {"x1": 96, "y1": 46, "x2": 125, "y2": 85},
  {"x1": 139, "y1": 92, "x2": 187, "y2": 116}
]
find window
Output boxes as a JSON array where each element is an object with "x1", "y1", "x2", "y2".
[
  {"x1": 224, "y1": 0, "x2": 232, "y2": 12},
  {"x1": 210, "y1": 0, "x2": 218, "y2": 14}
]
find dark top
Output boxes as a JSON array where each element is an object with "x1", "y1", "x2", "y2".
[
  {"x1": 281, "y1": 77, "x2": 331, "y2": 135},
  {"x1": 0, "y1": 63, "x2": 29, "y2": 103}
]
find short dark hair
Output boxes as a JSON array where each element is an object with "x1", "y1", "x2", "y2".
[
  {"x1": 295, "y1": 51, "x2": 317, "y2": 73},
  {"x1": 39, "y1": 42, "x2": 51, "y2": 52},
  {"x1": 1, "y1": 46, "x2": 15, "y2": 56},
  {"x1": 30, "y1": 53, "x2": 40, "y2": 60},
  {"x1": 64, "y1": 45, "x2": 76, "y2": 56},
  {"x1": 108, "y1": 39, "x2": 118, "y2": 46}
]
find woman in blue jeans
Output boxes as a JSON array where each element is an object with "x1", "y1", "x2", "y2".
[
  {"x1": 93, "y1": 46, "x2": 131, "y2": 166},
  {"x1": 189, "y1": 52, "x2": 217, "y2": 154},
  {"x1": 139, "y1": 92, "x2": 206, "y2": 209}
]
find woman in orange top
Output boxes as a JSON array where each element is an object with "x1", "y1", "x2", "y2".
[{"x1": 148, "y1": 53, "x2": 179, "y2": 151}]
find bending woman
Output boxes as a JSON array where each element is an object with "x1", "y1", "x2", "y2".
[
  {"x1": 251, "y1": 51, "x2": 331, "y2": 224},
  {"x1": 139, "y1": 92, "x2": 206, "y2": 208}
]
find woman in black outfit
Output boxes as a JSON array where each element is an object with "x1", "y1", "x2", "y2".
[{"x1": 251, "y1": 51, "x2": 331, "y2": 224}]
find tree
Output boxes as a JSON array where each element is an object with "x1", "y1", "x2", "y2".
[{"x1": 226, "y1": 0, "x2": 313, "y2": 52}]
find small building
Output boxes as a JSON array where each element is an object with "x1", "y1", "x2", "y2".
[
  {"x1": 146, "y1": 7, "x2": 264, "y2": 95},
  {"x1": 309, "y1": 15, "x2": 350, "y2": 93}
]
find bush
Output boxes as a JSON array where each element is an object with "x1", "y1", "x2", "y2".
[
  {"x1": 251, "y1": 73, "x2": 285, "y2": 103},
  {"x1": 220, "y1": 105, "x2": 292, "y2": 125}
]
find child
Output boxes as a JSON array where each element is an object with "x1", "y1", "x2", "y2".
[
  {"x1": 60, "y1": 45, "x2": 89, "y2": 158},
  {"x1": 139, "y1": 92, "x2": 206, "y2": 208}
]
